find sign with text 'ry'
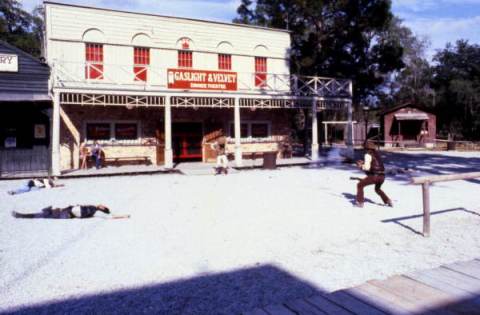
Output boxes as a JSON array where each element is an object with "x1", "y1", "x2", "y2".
[
  {"x1": 168, "y1": 69, "x2": 237, "y2": 91},
  {"x1": 0, "y1": 54, "x2": 18, "y2": 72}
]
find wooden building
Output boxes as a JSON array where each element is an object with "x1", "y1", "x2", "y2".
[
  {"x1": 0, "y1": 41, "x2": 51, "y2": 177},
  {"x1": 44, "y1": 1, "x2": 353, "y2": 174},
  {"x1": 380, "y1": 103, "x2": 436, "y2": 148}
]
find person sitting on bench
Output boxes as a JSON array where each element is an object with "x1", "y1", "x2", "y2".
[
  {"x1": 12, "y1": 204, "x2": 130, "y2": 219},
  {"x1": 7, "y1": 178, "x2": 64, "y2": 195}
]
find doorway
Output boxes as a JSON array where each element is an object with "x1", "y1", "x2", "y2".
[{"x1": 172, "y1": 122, "x2": 203, "y2": 162}]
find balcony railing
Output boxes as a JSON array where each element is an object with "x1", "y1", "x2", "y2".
[{"x1": 51, "y1": 60, "x2": 352, "y2": 99}]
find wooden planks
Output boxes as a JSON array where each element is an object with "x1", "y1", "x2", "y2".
[
  {"x1": 443, "y1": 260, "x2": 480, "y2": 280},
  {"x1": 283, "y1": 299, "x2": 327, "y2": 315},
  {"x1": 305, "y1": 294, "x2": 355, "y2": 315},
  {"x1": 244, "y1": 259, "x2": 480, "y2": 315},
  {"x1": 320, "y1": 291, "x2": 387, "y2": 315},
  {"x1": 263, "y1": 304, "x2": 296, "y2": 315}
]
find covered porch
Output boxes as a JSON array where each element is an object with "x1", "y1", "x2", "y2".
[{"x1": 49, "y1": 73, "x2": 353, "y2": 175}]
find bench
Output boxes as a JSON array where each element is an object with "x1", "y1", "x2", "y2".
[
  {"x1": 411, "y1": 171, "x2": 480, "y2": 237},
  {"x1": 103, "y1": 156, "x2": 151, "y2": 166}
]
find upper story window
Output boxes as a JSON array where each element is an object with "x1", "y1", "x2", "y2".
[
  {"x1": 218, "y1": 54, "x2": 232, "y2": 71},
  {"x1": 255, "y1": 57, "x2": 267, "y2": 87},
  {"x1": 134, "y1": 47, "x2": 150, "y2": 82},
  {"x1": 178, "y1": 50, "x2": 193, "y2": 68},
  {"x1": 85, "y1": 43, "x2": 103, "y2": 80}
]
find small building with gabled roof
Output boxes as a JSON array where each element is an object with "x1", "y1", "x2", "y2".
[{"x1": 379, "y1": 102, "x2": 436, "y2": 148}]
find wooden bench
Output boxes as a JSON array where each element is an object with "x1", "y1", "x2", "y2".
[
  {"x1": 411, "y1": 171, "x2": 480, "y2": 237},
  {"x1": 103, "y1": 156, "x2": 151, "y2": 166}
]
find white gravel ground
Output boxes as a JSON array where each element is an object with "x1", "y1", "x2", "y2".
[{"x1": 1, "y1": 150, "x2": 480, "y2": 314}]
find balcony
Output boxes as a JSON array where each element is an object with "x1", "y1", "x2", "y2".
[{"x1": 51, "y1": 60, "x2": 352, "y2": 101}]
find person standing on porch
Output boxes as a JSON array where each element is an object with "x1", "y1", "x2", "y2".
[
  {"x1": 354, "y1": 141, "x2": 393, "y2": 208},
  {"x1": 91, "y1": 141, "x2": 103, "y2": 169},
  {"x1": 211, "y1": 131, "x2": 228, "y2": 175}
]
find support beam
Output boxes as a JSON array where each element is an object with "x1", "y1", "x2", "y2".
[
  {"x1": 422, "y1": 182, "x2": 431, "y2": 237},
  {"x1": 164, "y1": 96, "x2": 173, "y2": 168},
  {"x1": 344, "y1": 81, "x2": 354, "y2": 160},
  {"x1": 311, "y1": 97, "x2": 319, "y2": 160},
  {"x1": 324, "y1": 122, "x2": 328, "y2": 146},
  {"x1": 234, "y1": 97, "x2": 243, "y2": 167},
  {"x1": 51, "y1": 91, "x2": 61, "y2": 176}
]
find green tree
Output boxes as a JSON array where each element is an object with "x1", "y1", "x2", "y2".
[
  {"x1": 432, "y1": 40, "x2": 480, "y2": 140},
  {"x1": 0, "y1": 0, "x2": 41, "y2": 57},
  {"x1": 234, "y1": 0, "x2": 405, "y2": 106},
  {"x1": 378, "y1": 17, "x2": 433, "y2": 108}
]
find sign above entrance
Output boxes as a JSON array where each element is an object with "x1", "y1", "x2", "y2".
[
  {"x1": 0, "y1": 54, "x2": 18, "y2": 72},
  {"x1": 167, "y1": 69, "x2": 237, "y2": 91}
]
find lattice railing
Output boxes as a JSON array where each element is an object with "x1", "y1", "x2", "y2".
[{"x1": 52, "y1": 60, "x2": 352, "y2": 99}]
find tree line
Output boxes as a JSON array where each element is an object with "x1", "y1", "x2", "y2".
[
  {"x1": 235, "y1": 0, "x2": 480, "y2": 140},
  {"x1": 1, "y1": 0, "x2": 479, "y2": 139}
]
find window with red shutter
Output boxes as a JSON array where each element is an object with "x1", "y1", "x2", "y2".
[
  {"x1": 255, "y1": 57, "x2": 267, "y2": 87},
  {"x1": 178, "y1": 50, "x2": 193, "y2": 68},
  {"x1": 85, "y1": 43, "x2": 103, "y2": 80},
  {"x1": 134, "y1": 47, "x2": 149, "y2": 82},
  {"x1": 218, "y1": 54, "x2": 232, "y2": 70}
]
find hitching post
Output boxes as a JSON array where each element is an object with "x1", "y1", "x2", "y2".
[{"x1": 422, "y1": 182, "x2": 431, "y2": 237}]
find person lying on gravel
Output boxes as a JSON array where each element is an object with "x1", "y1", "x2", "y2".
[
  {"x1": 7, "y1": 178, "x2": 64, "y2": 195},
  {"x1": 12, "y1": 205, "x2": 130, "y2": 219}
]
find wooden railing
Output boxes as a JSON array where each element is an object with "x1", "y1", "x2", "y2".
[{"x1": 411, "y1": 172, "x2": 480, "y2": 237}]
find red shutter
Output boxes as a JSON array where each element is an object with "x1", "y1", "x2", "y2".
[
  {"x1": 85, "y1": 43, "x2": 103, "y2": 80},
  {"x1": 218, "y1": 54, "x2": 232, "y2": 70},
  {"x1": 255, "y1": 57, "x2": 267, "y2": 87},
  {"x1": 178, "y1": 51, "x2": 192, "y2": 68},
  {"x1": 134, "y1": 47, "x2": 149, "y2": 82}
]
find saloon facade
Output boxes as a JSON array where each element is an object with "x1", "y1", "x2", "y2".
[{"x1": 44, "y1": 1, "x2": 353, "y2": 174}]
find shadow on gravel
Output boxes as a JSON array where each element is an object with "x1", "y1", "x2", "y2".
[
  {"x1": 4, "y1": 265, "x2": 321, "y2": 315},
  {"x1": 5, "y1": 263, "x2": 480, "y2": 314},
  {"x1": 304, "y1": 149, "x2": 480, "y2": 185},
  {"x1": 381, "y1": 207, "x2": 480, "y2": 235}
]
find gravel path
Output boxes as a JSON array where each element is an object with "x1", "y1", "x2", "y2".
[{"x1": 1, "y1": 151, "x2": 479, "y2": 314}]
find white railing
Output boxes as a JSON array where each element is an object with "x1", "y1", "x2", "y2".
[{"x1": 52, "y1": 60, "x2": 352, "y2": 99}]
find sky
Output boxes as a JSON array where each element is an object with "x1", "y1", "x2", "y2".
[{"x1": 20, "y1": 0, "x2": 480, "y2": 61}]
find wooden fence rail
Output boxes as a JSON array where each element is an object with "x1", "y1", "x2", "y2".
[{"x1": 411, "y1": 172, "x2": 480, "y2": 237}]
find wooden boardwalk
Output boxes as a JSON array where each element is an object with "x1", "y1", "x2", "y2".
[{"x1": 244, "y1": 259, "x2": 480, "y2": 315}]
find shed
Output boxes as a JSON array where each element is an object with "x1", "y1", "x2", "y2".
[
  {"x1": 0, "y1": 40, "x2": 51, "y2": 177},
  {"x1": 380, "y1": 103, "x2": 436, "y2": 148}
]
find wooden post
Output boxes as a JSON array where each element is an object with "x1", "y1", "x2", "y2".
[
  {"x1": 422, "y1": 182, "x2": 431, "y2": 237},
  {"x1": 324, "y1": 122, "x2": 328, "y2": 145},
  {"x1": 164, "y1": 96, "x2": 173, "y2": 168},
  {"x1": 51, "y1": 90, "x2": 61, "y2": 176},
  {"x1": 311, "y1": 97, "x2": 319, "y2": 160},
  {"x1": 234, "y1": 97, "x2": 243, "y2": 167}
]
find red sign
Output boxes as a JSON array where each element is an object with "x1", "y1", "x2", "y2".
[{"x1": 167, "y1": 69, "x2": 237, "y2": 91}]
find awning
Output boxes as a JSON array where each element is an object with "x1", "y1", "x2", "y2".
[{"x1": 394, "y1": 112, "x2": 429, "y2": 120}]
